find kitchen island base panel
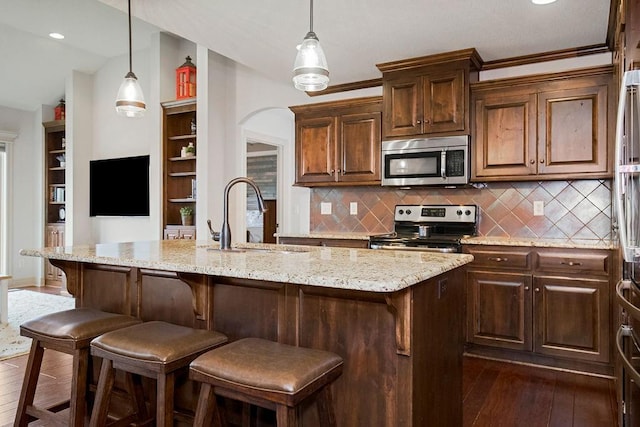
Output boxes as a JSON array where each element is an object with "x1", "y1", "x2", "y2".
[{"x1": 53, "y1": 261, "x2": 465, "y2": 427}]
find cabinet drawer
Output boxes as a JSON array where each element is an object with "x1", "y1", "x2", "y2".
[
  {"x1": 535, "y1": 250, "x2": 610, "y2": 276},
  {"x1": 463, "y1": 246, "x2": 531, "y2": 270}
]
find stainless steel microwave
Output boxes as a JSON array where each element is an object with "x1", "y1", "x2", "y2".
[{"x1": 381, "y1": 136, "x2": 470, "y2": 186}]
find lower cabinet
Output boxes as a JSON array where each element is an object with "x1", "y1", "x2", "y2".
[
  {"x1": 44, "y1": 224, "x2": 65, "y2": 286},
  {"x1": 464, "y1": 245, "x2": 613, "y2": 369},
  {"x1": 163, "y1": 226, "x2": 196, "y2": 240}
]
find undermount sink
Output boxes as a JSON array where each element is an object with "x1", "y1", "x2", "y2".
[{"x1": 206, "y1": 247, "x2": 309, "y2": 254}]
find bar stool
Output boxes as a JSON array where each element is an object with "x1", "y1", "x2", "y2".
[
  {"x1": 89, "y1": 320, "x2": 228, "y2": 427},
  {"x1": 14, "y1": 307, "x2": 141, "y2": 427},
  {"x1": 190, "y1": 338, "x2": 343, "y2": 427}
]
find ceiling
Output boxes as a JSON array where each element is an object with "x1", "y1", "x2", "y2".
[{"x1": 0, "y1": 0, "x2": 612, "y2": 112}]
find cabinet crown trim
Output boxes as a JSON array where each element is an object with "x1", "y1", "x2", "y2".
[
  {"x1": 376, "y1": 47, "x2": 483, "y2": 74},
  {"x1": 471, "y1": 65, "x2": 614, "y2": 91},
  {"x1": 289, "y1": 96, "x2": 382, "y2": 114}
]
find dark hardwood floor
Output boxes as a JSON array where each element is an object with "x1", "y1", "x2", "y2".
[
  {"x1": 0, "y1": 288, "x2": 619, "y2": 426},
  {"x1": 463, "y1": 355, "x2": 618, "y2": 427}
]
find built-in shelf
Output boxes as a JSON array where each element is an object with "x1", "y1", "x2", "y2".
[
  {"x1": 169, "y1": 134, "x2": 196, "y2": 141},
  {"x1": 162, "y1": 98, "x2": 197, "y2": 238}
]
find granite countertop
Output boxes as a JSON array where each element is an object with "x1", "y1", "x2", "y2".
[
  {"x1": 20, "y1": 240, "x2": 473, "y2": 293},
  {"x1": 462, "y1": 236, "x2": 617, "y2": 250}
]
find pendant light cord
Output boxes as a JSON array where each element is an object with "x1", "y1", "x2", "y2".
[
  {"x1": 309, "y1": 0, "x2": 314, "y2": 33},
  {"x1": 127, "y1": 0, "x2": 133, "y2": 73}
]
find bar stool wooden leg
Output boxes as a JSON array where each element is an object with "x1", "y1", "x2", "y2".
[
  {"x1": 69, "y1": 347, "x2": 89, "y2": 427},
  {"x1": 89, "y1": 358, "x2": 116, "y2": 427},
  {"x1": 156, "y1": 372, "x2": 175, "y2": 427},
  {"x1": 275, "y1": 406, "x2": 298, "y2": 427},
  {"x1": 194, "y1": 383, "x2": 220, "y2": 427},
  {"x1": 316, "y1": 386, "x2": 337, "y2": 426},
  {"x1": 14, "y1": 340, "x2": 44, "y2": 427}
]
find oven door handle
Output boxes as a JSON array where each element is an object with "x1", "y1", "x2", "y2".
[
  {"x1": 616, "y1": 279, "x2": 640, "y2": 320},
  {"x1": 441, "y1": 150, "x2": 447, "y2": 179},
  {"x1": 370, "y1": 244, "x2": 458, "y2": 253},
  {"x1": 616, "y1": 325, "x2": 640, "y2": 385}
]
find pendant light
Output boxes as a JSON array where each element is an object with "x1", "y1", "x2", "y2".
[
  {"x1": 293, "y1": 0, "x2": 329, "y2": 92},
  {"x1": 115, "y1": 0, "x2": 146, "y2": 117}
]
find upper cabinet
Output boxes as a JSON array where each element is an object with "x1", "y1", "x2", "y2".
[
  {"x1": 377, "y1": 48, "x2": 482, "y2": 140},
  {"x1": 290, "y1": 97, "x2": 382, "y2": 187},
  {"x1": 162, "y1": 99, "x2": 197, "y2": 237},
  {"x1": 471, "y1": 66, "x2": 614, "y2": 182}
]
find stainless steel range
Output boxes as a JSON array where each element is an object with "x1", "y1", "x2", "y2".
[{"x1": 369, "y1": 204, "x2": 478, "y2": 253}]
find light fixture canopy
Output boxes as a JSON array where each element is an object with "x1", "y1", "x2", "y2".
[
  {"x1": 531, "y1": 0, "x2": 557, "y2": 4},
  {"x1": 293, "y1": 0, "x2": 329, "y2": 92},
  {"x1": 116, "y1": 0, "x2": 145, "y2": 117}
]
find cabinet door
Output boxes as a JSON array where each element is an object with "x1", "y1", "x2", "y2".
[
  {"x1": 473, "y1": 90, "x2": 537, "y2": 179},
  {"x1": 537, "y1": 84, "x2": 609, "y2": 175},
  {"x1": 466, "y1": 270, "x2": 532, "y2": 351},
  {"x1": 533, "y1": 276, "x2": 610, "y2": 363},
  {"x1": 45, "y1": 225, "x2": 65, "y2": 284},
  {"x1": 295, "y1": 116, "x2": 336, "y2": 184},
  {"x1": 337, "y1": 111, "x2": 381, "y2": 183},
  {"x1": 179, "y1": 228, "x2": 196, "y2": 240},
  {"x1": 382, "y1": 76, "x2": 422, "y2": 138},
  {"x1": 423, "y1": 69, "x2": 465, "y2": 134}
]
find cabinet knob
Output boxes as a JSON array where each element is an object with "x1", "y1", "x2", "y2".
[
  {"x1": 540, "y1": 159, "x2": 545, "y2": 164},
  {"x1": 488, "y1": 257, "x2": 508, "y2": 262},
  {"x1": 530, "y1": 159, "x2": 535, "y2": 164},
  {"x1": 330, "y1": 169, "x2": 335, "y2": 174},
  {"x1": 561, "y1": 261, "x2": 582, "y2": 266},
  {"x1": 424, "y1": 119, "x2": 430, "y2": 124},
  {"x1": 535, "y1": 288, "x2": 540, "y2": 292},
  {"x1": 416, "y1": 120, "x2": 422, "y2": 124},
  {"x1": 524, "y1": 286, "x2": 530, "y2": 291}
]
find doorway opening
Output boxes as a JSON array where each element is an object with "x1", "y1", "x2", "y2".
[
  {"x1": 245, "y1": 139, "x2": 280, "y2": 243},
  {"x1": 0, "y1": 142, "x2": 7, "y2": 274}
]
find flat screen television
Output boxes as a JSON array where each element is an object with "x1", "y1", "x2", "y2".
[{"x1": 90, "y1": 155, "x2": 150, "y2": 216}]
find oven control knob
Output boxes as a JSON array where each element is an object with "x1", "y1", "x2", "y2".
[
  {"x1": 398, "y1": 209, "x2": 404, "y2": 215},
  {"x1": 406, "y1": 209, "x2": 411, "y2": 215},
  {"x1": 457, "y1": 209, "x2": 463, "y2": 216},
  {"x1": 465, "y1": 210, "x2": 471, "y2": 216}
]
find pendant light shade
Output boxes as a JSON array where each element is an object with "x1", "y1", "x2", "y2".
[
  {"x1": 116, "y1": 0, "x2": 145, "y2": 117},
  {"x1": 293, "y1": 0, "x2": 329, "y2": 92}
]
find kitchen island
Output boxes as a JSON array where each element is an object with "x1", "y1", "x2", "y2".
[{"x1": 20, "y1": 240, "x2": 473, "y2": 426}]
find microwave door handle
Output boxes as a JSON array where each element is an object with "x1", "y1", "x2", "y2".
[{"x1": 441, "y1": 150, "x2": 447, "y2": 179}]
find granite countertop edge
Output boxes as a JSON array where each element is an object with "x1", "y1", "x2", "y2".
[
  {"x1": 462, "y1": 236, "x2": 617, "y2": 250},
  {"x1": 20, "y1": 240, "x2": 473, "y2": 293}
]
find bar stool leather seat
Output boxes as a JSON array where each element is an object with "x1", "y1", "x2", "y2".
[
  {"x1": 190, "y1": 337, "x2": 343, "y2": 427},
  {"x1": 14, "y1": 307, "x2": 141, "y2": 427},
  {"x1": 89, "y1": 320, "x2": 228, "y2": 427}
]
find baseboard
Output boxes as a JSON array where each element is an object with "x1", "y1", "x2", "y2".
[{"x1": 8, "y1": 277, "x2": 40, "y2": 288}]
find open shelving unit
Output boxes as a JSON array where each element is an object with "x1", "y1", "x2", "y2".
[
  {"x1": 162, "y1": 98, "x2": 197, "y2": 239},
  {"x1": 43, "y1": 120, "x2": 66, "y2": 286}
]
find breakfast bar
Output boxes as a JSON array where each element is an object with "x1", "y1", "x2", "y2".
[{"x1": 20, "y1": 240, "x2": 473, "y2": 426}]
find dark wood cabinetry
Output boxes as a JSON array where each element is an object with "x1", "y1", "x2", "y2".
[
  {"x1": 377, "y1": 48, "x2": 482, "y2": 139},
  {"x1": 471, "y1": 66, "x2": 614, "y2": 181},
  {"x1": 291, "y1": 97, "x2": 382, "y2": 187},
  {"x1": 162, "y1": 99, "x2": 197, "y2": 238},
  {"x1": 44, "y1": 224, "x2": 65, "y2": 285},
  {"x1": 464, "y1": 245, "x2": 613, "y2": 372},
  {"x1": 43, "y1": 120, "x2": 66, "y2": 287}
]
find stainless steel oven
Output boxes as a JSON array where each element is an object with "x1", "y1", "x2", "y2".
[
  {"x1": 381, "y1": 135, "x2": 470, "y2": 187},
  {"x1": 369, "y1": 204, "x2": 477, "y2": 253}
]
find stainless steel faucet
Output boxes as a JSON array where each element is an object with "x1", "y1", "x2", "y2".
[{"x1": 208, "y1": 177, "x2": 267, "y2": 250}]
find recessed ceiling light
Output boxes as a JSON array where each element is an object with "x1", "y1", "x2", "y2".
[
  {"x1": 532, "y1": 0, "x2": 557, "y2": 4},
  {"x1": 49, "y1": 32, "x2": 65, "y2": 40}
]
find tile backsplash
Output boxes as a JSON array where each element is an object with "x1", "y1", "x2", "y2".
[{"x1": 310, "y1": 180, "x2": 613, "y2": 242}]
